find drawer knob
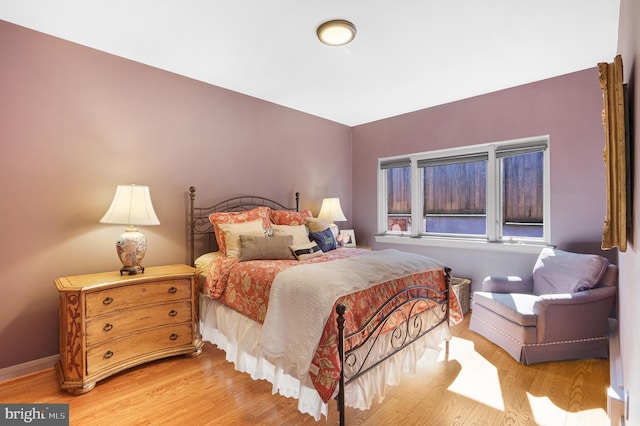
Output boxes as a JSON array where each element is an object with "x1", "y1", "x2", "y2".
[
  {"x1": 104, "y1": 350, "x2": 114, "y2": 359},
  {"x1": 103, "y1": 323, "x2": 113, "y2": 332},
  {"x1": 103, "y1": 297, "x2": 113, "y2": 305},
  {"x1": 169, "y1": 333, "x2": 179, "y2": 341},
  {"x1": 168, "y1": 287, "x2": 177, "y2": 294},
  {"x1": 169, "y1": 310, "x2": 178, "y2": 317}
]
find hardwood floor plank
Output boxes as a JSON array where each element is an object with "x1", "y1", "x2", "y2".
[{"x1": 0, "y1": 315, "x2": 609, "y2": 425}]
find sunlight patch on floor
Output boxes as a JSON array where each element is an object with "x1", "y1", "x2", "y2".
[
  {"x1": 527, "y1": 393, "x2": 608, "y2": 426},
  {"x1": 527, "y1": 393, "x2": 568, "y2": 425},
  {"x1": 440, "y1": 336, "x2": 505, "y2": 411}
]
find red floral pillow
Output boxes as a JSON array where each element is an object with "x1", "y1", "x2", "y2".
[
  {"x1": 209, "y1": 206, "x2": 271, "y2": 254},
  {"x1": 270, "y1": 209, "x2": 313, "y2": 226}
]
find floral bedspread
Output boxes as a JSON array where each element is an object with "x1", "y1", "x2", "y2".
[
  {"x1": 198, "y1": 248, "x2": 463, "y2": 403},
  {"x1": 310, "y1": 268, "x2": 461, "y2": 402},
  {"x1": 200, "y1": 248, "x2": 367, "y2": 322}
]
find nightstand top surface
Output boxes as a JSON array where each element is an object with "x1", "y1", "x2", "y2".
[{"x1": 55, "y1": 264, "x2": 196, "y2": 291}]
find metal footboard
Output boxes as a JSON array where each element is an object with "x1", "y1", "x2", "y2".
[{"x1": 336, "y1": 267, "x2": 451, "y2": 425}]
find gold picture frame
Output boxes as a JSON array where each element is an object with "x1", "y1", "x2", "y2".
[{"x1": 598, "y1": 55, "x2": 628, "y2": 252}]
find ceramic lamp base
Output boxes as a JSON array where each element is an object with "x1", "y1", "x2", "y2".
[
  {"x1": 329, "y1": 223, "x2": 339, "y2": 238},
  {"x1": 116, "y1": 228, "x2": 148, "y2": 275}
]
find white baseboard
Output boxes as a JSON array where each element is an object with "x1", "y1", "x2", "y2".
[{"x1": 0, "y1": 354, "x2": 60, "y2": 384}]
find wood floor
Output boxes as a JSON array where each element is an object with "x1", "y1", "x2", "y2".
[{"x1": 0, "y1": 315, "x2": 610, "y2": 425}]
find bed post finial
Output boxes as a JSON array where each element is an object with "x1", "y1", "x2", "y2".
[{"x1": 295, "y1": 192, "x2": 300, "y2": 212}]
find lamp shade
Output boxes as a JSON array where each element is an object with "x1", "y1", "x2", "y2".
[
  {"x1": 318, "y1": 198, "x2": 347, "y2": 223},
  {"x1": 100, "y1": 184, "x2": 160, "y2": 226}
]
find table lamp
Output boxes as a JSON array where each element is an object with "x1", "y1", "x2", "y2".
[
  {"x1": 318, "y1": 197, "x2": 347, "y2": 237},
  {"x1": 100, "y1": 184, "x2": 160, "y2": 275}
]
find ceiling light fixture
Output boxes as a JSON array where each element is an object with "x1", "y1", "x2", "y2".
[{"x1": 317, "y1": 19, "x2": 357, "y2": 46}]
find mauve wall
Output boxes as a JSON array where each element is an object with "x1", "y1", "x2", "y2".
[
  {"x1": 0, "y1": 21, "x2": 352, "y2": 368},
  {"x1": 351, "y1": 68, "x2": 614, "y2": 289},
  {"x1": 617, "y1": 0, "x2": 639, "y2": 422}
]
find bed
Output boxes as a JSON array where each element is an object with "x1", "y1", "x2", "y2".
[{"x1": 188, "y1": 186, "x2": 463, "y2": 424}]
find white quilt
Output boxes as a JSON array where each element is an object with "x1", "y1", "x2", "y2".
[{"x1": 259, "y1": 248, "x2": 444, "y2": 379}]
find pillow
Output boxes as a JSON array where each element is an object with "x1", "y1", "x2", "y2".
[
  {"x1": 209, "y1": 206, "x2": 271, "y2": 254},
  {"x1": 306, "y1": 217, "x2": 331, "y2": 233},
  {"x1": 271, "y1": 209, "x2": 313, "y2": 226},
  {"x1": 271, "y1": 224, "x2": 310, "y2": 246},
  {"x1": 239, "y1": 235, "x2": 295, "y2": 261},
  {"x1": 194, "y1": 251, "x2": 225, "y2": 272},
  {"x1": 308, "y1": 228, "x2": 337, "y2": 252},
  {"x1": 532, "y1": 248, "x2": 609, "y2": 295},
  {"x1": 217, "y1": 219, "x2": 265, "y2": 257},
  {"x1": 290, "y1": 241, "x2": 324, "y2": 260}
]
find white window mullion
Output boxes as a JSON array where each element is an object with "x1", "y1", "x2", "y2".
[
  {"x1": 486, "y1": 145, "x2": 499, "y2": 241},
  {"x1": 410, "y1": 156, "x2": 422, "y2": 236},
  {"x1": 377, "y1": 162, "x2": 388, "y2": 234},
  {"x1": 543, "y1": 144, "x2": 551, "y2": 243}
]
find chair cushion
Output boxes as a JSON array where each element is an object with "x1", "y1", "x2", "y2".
[
  {"x1": 532, "y1": 248, "x2": 609, "y2": 295},
  {"x1": 473, "y1": 292, "x2": 538, "y2": 327}
]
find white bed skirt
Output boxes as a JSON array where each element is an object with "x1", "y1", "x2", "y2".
[{"x1": 199, "y1": 295, "x2": 451, "y2": 421}]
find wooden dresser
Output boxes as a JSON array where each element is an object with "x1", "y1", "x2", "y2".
[{"x1": 55, "y1": 264, "x2": 203, "y2": 395}]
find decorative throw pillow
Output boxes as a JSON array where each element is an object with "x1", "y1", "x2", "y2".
[
  {"x1": 270, "y1": 209, "x2": 313, "y2": 226},
  {"x1": 208, "y1": 206, "x2": 271, "y2": 254},
  {"x1": 532, "y1": 248, "x2": 609, "y2": 295},
  {"x1": 308, "y1": 228, "x2": 337, "y2": 252},
  {"x1": 306, "y1": 217, "x2": 331, "y2": 233},
  {"x1": 271, "y1": 224, "x2": 310, "y2": 246},
  {"x1": 290, "y1": 241, "x2": 324, "y2": 260},
  {"x1": 217, "y1": 219, "x2": 265, "y2": 257},
  {"x1": 239, "y1": 235, "x2": 295, "y2": 261}
]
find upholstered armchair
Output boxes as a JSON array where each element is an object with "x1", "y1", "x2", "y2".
[{"x1": 469, "y1": 248, "x2": 618, "y2": 364}]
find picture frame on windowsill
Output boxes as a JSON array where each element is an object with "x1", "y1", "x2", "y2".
[{"x1": 340, "y1": 229, "x2": 356, "y2": 248}]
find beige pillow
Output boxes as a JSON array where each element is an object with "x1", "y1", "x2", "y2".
[
  {"x1": 271, "y1": 224, "x2": 310, "y2": 246},
  {"x1": 239, "y1": 235, "x2": 295, "y2": 261},
  {"x1": 306, "y1": 217, "x2": 331, "y2": 233},
  {"x1": 217, "y1": 219, "x2": 265, "y2": 257}
]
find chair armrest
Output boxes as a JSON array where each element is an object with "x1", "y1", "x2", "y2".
[
  {"x1": 482, "y1": 275, "x2": 534, "y2": 293},
  {"x1": 533, "y1": 286, "x2": 617, "y2": 342}
]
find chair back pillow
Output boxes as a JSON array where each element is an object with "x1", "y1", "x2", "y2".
[{"x1": 532, "y1": 248, "x2": 609, "y2": 295}]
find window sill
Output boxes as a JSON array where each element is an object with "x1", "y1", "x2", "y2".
[{"x1": 374, "y1": 234, "x2": 552, "y2": 254}]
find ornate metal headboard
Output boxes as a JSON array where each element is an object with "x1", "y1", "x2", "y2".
[{"x1": 188, "y1": 186, "x2": 300, "y2": 265}]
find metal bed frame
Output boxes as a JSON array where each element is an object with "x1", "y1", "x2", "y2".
[
  {"x1": 188, "y1": 186, "x2": 451, "y2": 425},
  {"x1": 189, "y1": 186, "x2": 299, "y2": 264}
]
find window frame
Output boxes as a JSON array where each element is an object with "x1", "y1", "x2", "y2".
[{"x1": 376, "y1": 135, "x2": 551, "y2": 253}]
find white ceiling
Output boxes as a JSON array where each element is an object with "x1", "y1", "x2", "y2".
[{"x1": 0, "y1": 0, "x2": 620, "y2": 126}]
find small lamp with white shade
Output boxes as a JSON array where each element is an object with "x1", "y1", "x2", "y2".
[
  {"x1": 317, "y1": 197, "x2": 347, "y2": 237},
  {"x1": 100, "y1": 184, "x2": 160, "y2": 275}
]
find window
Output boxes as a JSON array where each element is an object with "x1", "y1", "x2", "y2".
[
  {"x1": 385, "y1": 164, "x2": 412, "y2": 234},
  {"x1": 377, "y1": 136, "x2": 550, "y2": 249},
  {"x1": 420, "y1": 153, "x2": 487, "y2": 236}
]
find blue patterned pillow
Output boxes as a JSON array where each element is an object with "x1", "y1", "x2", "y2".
[{"x1": 308, "y1": 228, "x2": 337, "y2": 252}]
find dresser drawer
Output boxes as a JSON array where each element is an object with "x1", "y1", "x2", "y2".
[
  {"x1": 86, "y1": 323, "x2": 193, "y2": 376},
  {"x1": 85, "y1": 301, "x2": 192, "y2": 347},
  {"x1": 86, "y1": 279, "x2": 191, "y2": 317}
]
